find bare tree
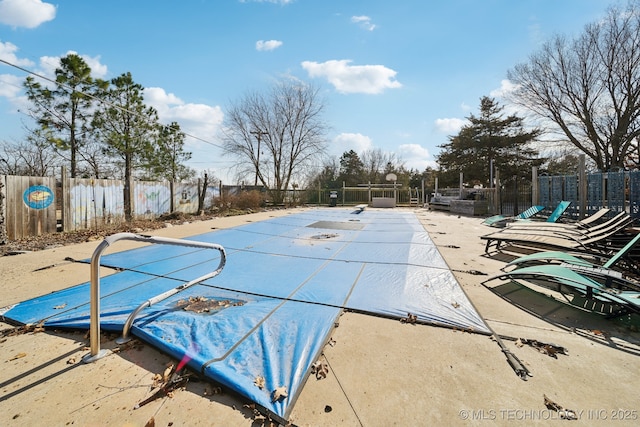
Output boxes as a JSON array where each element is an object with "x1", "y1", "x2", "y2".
[
  {"x1": 79, "y1": 139, "x2": 119, "y2": 179},
  {"x1": 360, "y1": 148, "x2": 404, "y2": 183},
  {"x1": 223, "y1": 79, "x2": 328, "y2": 204},
  {"x1": 507, "y1": 1, "x2": 640, "y2": 170},
  {"x1": 0, "y1": 131, "x2": 60, "y2": 176}
]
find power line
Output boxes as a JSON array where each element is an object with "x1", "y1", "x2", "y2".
[{"x1": 0, "y1": 57, "x2": 225, "y2": 150}]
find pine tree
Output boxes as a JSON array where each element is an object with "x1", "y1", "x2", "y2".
[
  {"x1": 23, "y1": 53, "x2": 100, "y2": 177},
  {"x1": 92, "y1": 72, "x2": 160, "y2": 219},
  {"x1": 437, "y1": 97, "x2": 543, "y2": 187}
]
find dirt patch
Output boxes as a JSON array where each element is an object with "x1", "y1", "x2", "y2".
[{"x1": 0, "y1": 208, "x2": 264, "y2": 256}]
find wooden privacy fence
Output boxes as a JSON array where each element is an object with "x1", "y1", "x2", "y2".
[
  {"x1": 3, "y1": 169, "x2": 638, "y2": 241},
  {"x1": 1, "y1": 175, "x2": 58, "y2": 241},
  {"x1": 1, "y1": 175, "x2": 219, "y2": 240}
]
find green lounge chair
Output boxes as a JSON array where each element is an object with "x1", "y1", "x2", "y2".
[
  {"x1": 503, "y1": 232, "x2": 640, "y2": 272},
  {"x1": 483, "y1": 263, "x2": 640, "y2": 317},
  {"x1": 482, "y1": 205, "x2": 545, "y2": 227}
]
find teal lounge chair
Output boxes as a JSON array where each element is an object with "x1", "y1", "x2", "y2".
[
  {"x1": 514, "y1": 201, "x2": 572, "y2": 224},
  {"x1": 483, "y1": 263, "x2": 640, "y2": 317},
  {"x1": 503, "y1": 232, "x2": 640, "y2": 272},
  {"x1": 482, "y1": 205, "x2": 545, "y2": 227}
]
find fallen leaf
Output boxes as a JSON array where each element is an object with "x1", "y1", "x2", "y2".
[
  {"x1": 543, "y1": 394, "x2": 577, "y2": 419},
  {"x1": 163, "y1": 363, "x2": 174, "y2": 381},
  {"x1": 560, "y1": 409, "x2": 578, "y2": 420},
  {"x1": 311, "y1": 361, "x2": 329, "y2": 380},
  {"x1": 271, "y1": 386, "x2": 288, "y2": 402},
  {"x1": 254, "y1": 376, "x2": 265, "y2": 389},
  {"x1": 519, "y1": 338, "x2": 567, "y2": 358},
  {"x1": 400, "y1": 313, "x2": 417, "y2": 324},
  {"x1": 204, "y1": 385, "x2": 222, "y2": 396},
  {"x1": 8, "y1": 352, "x2": 26, "y2": 361},
  {"x1": 544, "y1": 394, "x2": 562, "y2": 411}
]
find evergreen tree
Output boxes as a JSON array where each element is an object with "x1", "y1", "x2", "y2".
[
  {"x1": 146, "y1": 122, "x2": 193, "y2": 181},
  {"x1": 92, "y1": 72, "x2": 160, "y2": 219},
  {"x1": 23, "y1": 53, "x2": 101, "y2": 177},
  {"x1": 338, "y1": 150, "x2": 365, "y2": 185},
  {"x1": 437, "y1": 97, "x2": 543, "y2": 187}
]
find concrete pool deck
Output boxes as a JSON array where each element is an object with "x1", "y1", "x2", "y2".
[{"x1": 1, "y1": 207, "x2": 638, "y2": 426}]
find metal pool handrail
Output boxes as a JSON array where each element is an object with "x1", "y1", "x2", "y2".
[{"x1": 82, "y1": 232, "x2": 226, "y2": 363}]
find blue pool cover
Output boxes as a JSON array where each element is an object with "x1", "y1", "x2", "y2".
[{"x1": 1, "y1": 208, "x2": 490, "y2": 421}]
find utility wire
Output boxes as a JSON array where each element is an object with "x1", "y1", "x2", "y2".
[
  {"x1": 1, "y1": 58, "x2": 339, "y2": 175},
  {"x1": 0, "y1": 57, "x2": 225, "y2": 150}
]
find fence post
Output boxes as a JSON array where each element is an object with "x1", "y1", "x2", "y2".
[
  {"x1": 61, "y1": 166, "x2": 71, "y2": 232},
  {"x1": 578, "y1": 155, "x2": 586, "y2": 219},
  {"x1": 495, "y1": 169, "x2": 501, "y2": 215},
  {"x1": 170, "y1": 180, "x2": 175, "y2": 213},
  {"x1": 0, "y1": 174, "x2": 5, "y2": 244},
  {"x1": 531, "y1": 166, "x2": 538, "y2": 206}
]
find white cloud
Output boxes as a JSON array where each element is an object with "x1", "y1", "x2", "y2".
[
  {"x1": 35, "y1": 51, "x2": 108, "y2": 81},
  {"x1": 0, "y1": 0, "x2": 56, "y2": 29},
  {"x1": 351, "y1": 15, "x2": 376, "y2": 31},
  {"x1": 37, "y1": 55, "x2": 61, "y2": 78},
  {"x1": 434, "y1": 117, "x2": 466, "y2": 134},
  {"x1": 490, "y1": 79, "x2": 519, "y2": 98},
  {"x1": 301, "y1": 59, "x2": 401, "y2": 94},
  {"x1": 0, "y1": 73, "x2": 22, "y2": 97},
  {"x1": 144, "y1": 87, "x2": 224, "y2": 141},
  {"x1": 332, "y1": 132, "x2": 372, "y2": 155},
  {"x1": 256, "y1": 39, "x2": 283, "y2": 51},
  {"x1": 81, "y1": 55, "x2": 108, "y2": 79},
  {"x1": 397, "y1": 143, "x2": 435, "y2": 171},
  {"x1": 0, "y1": 40, "x2": 34, "y2": 67},
  {"x1": 0, "y1": 49, "x2": 107, "y2": 114}
]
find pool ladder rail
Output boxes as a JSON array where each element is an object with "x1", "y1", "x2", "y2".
[{"x1": 82, "y1": 232, "x2": 226, "y2": 363}]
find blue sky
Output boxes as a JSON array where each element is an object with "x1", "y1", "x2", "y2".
[{"x1": 0, "y1": 0, "x2": 622, "y2": 182}]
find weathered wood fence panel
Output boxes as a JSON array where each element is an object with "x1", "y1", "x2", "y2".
[
  {"x1": 64, "y1": 177, "x2": 126, "y2": 232},
  {"x1": 0, "y1": 175, "x2": 6, "y2": 244},
  {"x1": 132, "y1": 181, "x2": 171, "y2": 219},
  {"x1": 173, "y1": 182, "x2": 200, "y2": 213},
  {"x1": 1, "y1": 175, "x2": 227, "y2": 239},
  {"x1": 4, "y1": 175, "x2": 57, "y2": 240}
]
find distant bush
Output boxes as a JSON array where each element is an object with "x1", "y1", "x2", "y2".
[
  {"x1": 236, "y1": 190, "x2": 264, "y2": 209},
  {"x1": 215, "y1": 190, "x2": 264, "y2": 212}
]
